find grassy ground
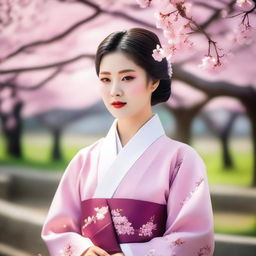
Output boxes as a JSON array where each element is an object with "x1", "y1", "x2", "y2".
[
  {"x1": 0, "y1": 132, "x2": 255, "y2": 237},
  {"x1": 0, "y1": 133, "x2": 253, "y2": 186}
]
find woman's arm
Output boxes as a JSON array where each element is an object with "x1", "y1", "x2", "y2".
[
  {"x1": 120, "y1": 146, "x2": 215, "y2": 256},
  {"x1": 41, "y1": 148, "x2": 96, "y2": 256}
]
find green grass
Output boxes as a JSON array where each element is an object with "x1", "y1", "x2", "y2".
[
  {"x1": 214, "y1": 212, "x2": 256, "y2": 237},
  {"x1": 0, "y1": 132, "x2": 98, "y2": 171},
  {"x1": 0, "y1": 134, "x2": 254, "y2": 186},
  {"x1": 193, "y1": 136, "x2": 253, "y2": 187}
]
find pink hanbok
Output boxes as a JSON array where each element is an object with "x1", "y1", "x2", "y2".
[{"x1": 41, "y1": 113, "x2": 215, "y2": 256}]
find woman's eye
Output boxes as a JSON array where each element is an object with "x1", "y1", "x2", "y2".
[
  {"x1": 100, "y1": 78, "x2": 110, "y2": 83},
  {"x1": 122, "y1": 76, "x2": 134, "y2": 81}
]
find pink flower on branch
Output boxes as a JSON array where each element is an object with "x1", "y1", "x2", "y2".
[
  {"x1": 234, "y1": 25, "x2": 255, "y2": 45},
  {"x1": 136, "y1": 0, "x2": 152, "y2": 8},
  {"x1": 236, "y1": 0, "x2": 254, "y2": 11},
  {"x1": 136, "y1": 0, "x2": 255, "y2": 72}
]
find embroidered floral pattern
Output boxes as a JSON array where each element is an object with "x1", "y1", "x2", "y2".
[
  {"x1": 111, "y1": 209, "x2": 135, "y2": 235},
  {"x1": 138, "y1": 216, "x2": 157, "y2": 237},
  {"x1": 59, "y1": 243, "x2": 73, "y2": 256},
  {"x1": 82, "y1": 206, "x2": 108, "y2": 229},
  {"x1": 172, "y1": 238, "x2": 185, "y2": 246},
  {"x1": 181, "y1": 177, "x2": 204, "y2": 206},
  {"x1": 145, "y1": 248, "x2": 163, "y2": 256},
  {"x1": 111, "y1": 208, "x2": 157, "y2": 237},
  {"x1": 197, "y1": 245, "x2": 211, "y2": 256}
]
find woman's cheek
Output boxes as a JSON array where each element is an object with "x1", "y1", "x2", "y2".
[
  {"x1": 129, "y1": 81, "x2": 146, "y2": 95},
  {"x1": 99, "y1": 86, "x2": 108, "y2": 98}
]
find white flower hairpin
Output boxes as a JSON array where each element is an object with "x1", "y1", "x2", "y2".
[{"x1": 152, "y1": 44, "x2": 173, "y2": 78}]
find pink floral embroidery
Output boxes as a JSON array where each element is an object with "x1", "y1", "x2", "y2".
[
  {"x1": 138, "y1": 216, "x2": 157, "y2": 237},
  {"x1": 59, "y1": 243, "x2": 73, "y2": 256},
  {"x1": 145, "y1": 248, "x2": 157, "y2": 256},
  {"x1": 145, "y1": 248, "x2": 163, "y2": 256},
  {"x1": 111, "y1": 208, "x2": 157, "y2": 237},
  {"x1": 82, "y1": 206, "x2": 108, "y2": 229},
  {"x1": 181, "y1": 177, "x2": 204, "y2": 206},
  {"x1": 111, "y1": 209, "x2": 135, "y2": 235},
  {"x1": 172, "y1": 238, "x2": 185, "y2": 246},
  {"x1": 197, "y1": 245, "x2": 211, "y2": 256}
]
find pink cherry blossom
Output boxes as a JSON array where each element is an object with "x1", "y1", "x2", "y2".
[
  {"x1": 234, "y1": 25, "x2": 255, "y2": 45},
  {"x1": 155, "y1": 0, "x2": 176, "y2": 15},
  {"x1": 136, "y1": 0, "x2": 152, "y2": 8},
  {"x1": 154, "y1": 12, "x2": 173, "y2": 31},
  {"x1": 236, "y1": 0, "x2": 254, "y2": 11},
  {"x1": 198, "y1": 56, "x2": 218, "y2": 71}
]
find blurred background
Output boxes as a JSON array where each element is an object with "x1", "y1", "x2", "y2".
[{"x1": 0, "y1": 0, "x2": 255, "y2": 255}]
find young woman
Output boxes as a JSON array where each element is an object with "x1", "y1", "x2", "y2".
[{"x1": 41, "y1": 27, "x2": 214, "y2": 256}]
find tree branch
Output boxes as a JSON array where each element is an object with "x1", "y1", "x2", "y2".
[
  {"x1": 2, "y1": 11, "x2": 101, "y2": 61},
  {"x1": 1, "y1": 0, "x2": 155, "y2": 63},
  {"x1": 18, "y1": 68, "x2": 62, "y2": 90},
  {"x1": 200, "y1": 0, "x2": 237, "y2": 30},
  {"x1": 0, "y1": 53, "x2": 94, "y2": 74},
  {"x1": 172, "y1": 64, "x2": 255, "y2": 99}
]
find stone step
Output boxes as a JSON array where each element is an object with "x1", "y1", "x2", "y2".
[
  {"x1": 214, "y1": 234, "x2": 256, "y2": 256},
  {"x1": 0, "y1": 199, "x2": 48, "y2": 256},
  {"x1": 210, "y1": 185, "x2": 256, "y2": 213},
  {"x1": 0, "y1": 243, "x2": 32, "y2": 256}
]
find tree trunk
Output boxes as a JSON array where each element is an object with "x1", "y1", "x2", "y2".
[
  {"x1": 247, "y1": 113, "x2": 256, "y2": 187},
  {"x1": 252, "y1": 118, "x2": 256, "y2": 187},
  {"x1": 220, "y1": 112, "x2": 238, "y2": 170},
  {"x1": 1, "y1": 101, "x2": 23, "y2": 158},
  {"x1": 52, "y1": 128, "x2": 62, "y2": 160},
  {"x1": 221, "y1": 134, "x2": 233, "y2": 169},
  {"x1": 241, "y1": 98, "x2": 256, "y2": 187},
  {"x1": 173, "y1": 109, "x2": 193, "y2": 144}
]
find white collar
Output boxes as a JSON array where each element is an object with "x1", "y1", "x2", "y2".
[{"x1": 94, "y1": 113, "x2": 165, "y2": 198}]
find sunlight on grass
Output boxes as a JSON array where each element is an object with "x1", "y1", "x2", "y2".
[
  {"x1": 0, "y1": 132, "x2": 101, "y2": 170},
  {"x1": 193, "y1": 136, "x2": 253, "y2": 187},
  {"x1": 0, "y1": 133, "x2": 253, "y2": 186}
]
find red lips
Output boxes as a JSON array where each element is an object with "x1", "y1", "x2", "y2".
[{"x1": 111, "y1": 101, "x2": 127, "y2": 108}]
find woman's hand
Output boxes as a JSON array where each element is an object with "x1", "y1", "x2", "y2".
[
  {"x1": 81, "y1": 246, "x2": 110, "y2": 256},
  {"x1": 111, "y1": 254, "x2": 125, "y2": 256}
]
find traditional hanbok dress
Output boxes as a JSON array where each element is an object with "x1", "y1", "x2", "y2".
[{"x1": 41, "y1": 113, "x2": 215, "y2": 256}]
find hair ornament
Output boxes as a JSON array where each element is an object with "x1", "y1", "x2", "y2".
[{"x1": 152, "y1": 44, "x2": 173, "y2": 78}]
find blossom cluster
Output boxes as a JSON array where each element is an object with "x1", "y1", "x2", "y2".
[{"x1": 136, "y1": 0, "x2": 255, "y2": 73}]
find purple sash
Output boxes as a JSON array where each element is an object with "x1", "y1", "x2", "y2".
[{"x1": 80, "y1": 198, "x2": 167, "y2": 254}]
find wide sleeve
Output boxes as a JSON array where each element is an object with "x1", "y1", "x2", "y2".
[
  {"x1": 41, "y1": 148, "x2": 94, "y2": 256},
  {"x1": 120, "y1": 145, "x2": 215, "y2": 256}
]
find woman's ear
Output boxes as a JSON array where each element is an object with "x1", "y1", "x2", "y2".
[{"x1": 151, "y1": 79, "x2": 160, "y2": 92}]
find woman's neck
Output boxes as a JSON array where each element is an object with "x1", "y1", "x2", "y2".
[{"x1": 116, "y1": 111, "x2": 154, "y2": 147}]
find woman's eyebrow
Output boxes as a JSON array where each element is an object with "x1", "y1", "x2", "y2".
[{"x1": 100, "y1": 69, "x2": 136, "y2": 75}]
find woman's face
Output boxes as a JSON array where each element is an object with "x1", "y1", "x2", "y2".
[{"x1": 98, "y1": 51, "x2": 159, "y2": 120}]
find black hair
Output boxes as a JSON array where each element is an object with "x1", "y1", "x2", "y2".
[{"x1": 95, "y1": 27, "x2": 171, "y2": 106}]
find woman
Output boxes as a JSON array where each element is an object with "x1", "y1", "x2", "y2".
[{"x1": 41, "y1": 27, "x2": 214, "y2": 256}]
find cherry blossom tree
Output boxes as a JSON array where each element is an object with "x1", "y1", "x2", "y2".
[{"x1": 0, "y1": 0, "x2": 256, "y2": 186}]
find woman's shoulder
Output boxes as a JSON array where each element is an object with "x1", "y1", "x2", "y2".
[
  {"x1": 67, "y1": 137, "x2": 105, "y2": 166},
  {"x1": 161, "y1": 135, "x2": 203, "y2": 161},
  {"x1": 77, "y1": 137, "x2": 105, "y2": 156}
]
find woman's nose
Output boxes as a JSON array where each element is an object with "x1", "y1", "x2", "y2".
[{"x1": 110, "y1": 82, "x2": 123, "y2": 97}]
